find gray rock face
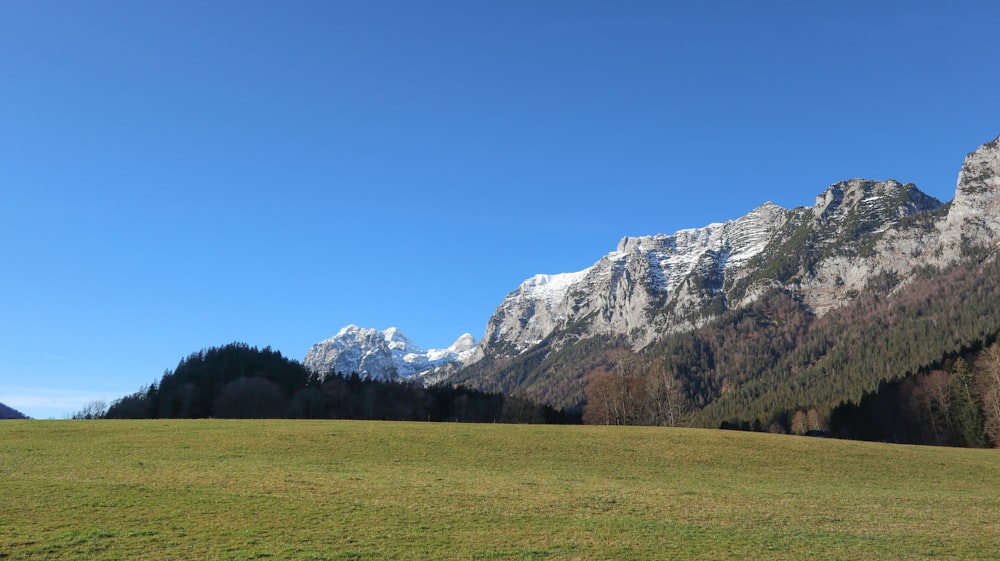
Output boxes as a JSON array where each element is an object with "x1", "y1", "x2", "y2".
[
  {"x1": 483, "y1": 202, "x2": 790, "y2": 353},
  {"x1": 303, "y1": 325, "x2": 477, "y2": 381},
  {"x1": 470, "y1": 135, "x2": 1000, "y2": 366},
  {"x1": 303, "y1": 136, "x2": 1000, "y2": 404},
  {"x1": 794, "y1": 178, "x2": 944, "y2": 315},
  {"x1": 477, "y1": 180, "x2": 941, "y2": 355},
  {"x1": 943, "y1": 136, "x2": 1000, "y2": 247},
  {"x1": 813, "y1": 178, "x2": 941, "y2": 224}
]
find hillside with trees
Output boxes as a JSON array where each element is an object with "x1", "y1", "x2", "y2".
[
  {"x1": 0, "y1": 402, "x2": 28, "y2": 420},
  {"x1": 573, "y1": 249, "x2": 1000, "y2": 447},
  {"x1": 88, "y1": 249, "x2": 1000, "y2": 446},
  {"x1": 87, "y1": 144, "x2": 1000, "y2": 447},
  {"x1": 436, "y1": 134, "x2": 1000, "y2": 449},
  {"x1": 101, "y1": 342, "x2": 577, "y2": 424},
  {"x1": 88, "y1": 246, "x2": 1000, "y2": 445}
]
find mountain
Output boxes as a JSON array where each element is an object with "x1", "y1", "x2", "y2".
[
  {"x1": 0, "y1": 402, "x2": 28, "y2": 419},
  {"x1": 447, "y1": 135, "x2": 1000, "y2": 416},
  {"x1": 477, "y1": 179, "x2": 942, "y2": 356},
  {"x1": 481, "y1": 201, "x2": 790, "y2": 354},
  {"x1": 298, "y1": 135, "x2": 1000, "y2": 443},
  {"x1": 303, "y1": 325, "x2": 478, "y2": 381}
]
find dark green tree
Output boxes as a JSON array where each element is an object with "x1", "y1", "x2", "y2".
[
  {"x1": 212, "y1": 377, "x2": 287, "y2": 418},
  {"x1": 950, "y1": 358, "x2": 988, "y2": 447}
]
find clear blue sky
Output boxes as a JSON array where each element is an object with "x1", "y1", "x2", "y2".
[{"x1": 3, "y1": 1, "x2": 999, "y2": 418}]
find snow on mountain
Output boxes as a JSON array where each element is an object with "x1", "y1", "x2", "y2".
[
  {"x1": 303, "y1": 325, "x2": 477, "y2": 381},
  {"x1": 297, "y1": 135, "x2": 1000, "y2": 415},
  {"x1": 481, "y1": 199, "x2": 790, "y2": 352},
  {"x1": 472, "y1": 136, "x2": 1000, "y2": 370},
  {"x1": 301, "y1": 135, "x2": 999, "y2": 407}
]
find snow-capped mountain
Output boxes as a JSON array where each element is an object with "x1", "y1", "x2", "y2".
[
  {"x1": 481, "y1": 200, "x2": 792, "y2": 353},
  {"x1": 303, "y1": 135, "x2": 1000, "y2": 413},
  {"x1": 303, "y1": 325, "x2": 477, "y2": 381},
  {"x1": 447, "y1": 136, "x2": 1000, "y2": 408},
  {"x1": 477, "y1": 178, "x2": 944, "y2": 357},
  {"x1": 478, "y1": 175, "x2": 945, "y2": 358}
]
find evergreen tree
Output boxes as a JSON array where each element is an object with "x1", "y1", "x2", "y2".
[{"x1": 950, "y1": 358, "x2": 988, "y2": 448}]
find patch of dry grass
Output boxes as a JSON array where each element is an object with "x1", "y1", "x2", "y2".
[{"x1": 1, "y1": 420, "x2": 997, "y2": 559}]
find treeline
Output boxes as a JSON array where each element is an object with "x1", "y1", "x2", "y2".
[
  {"x1": 0, "y1": 402, "x2": 28, "y2": 420},
  {"x1": 581, "y1": 349, "x2": 693, "y2": 427},
  {"x1": 575, "y1": 290, "x2": 809, "y2": 428},
  {"x1": 824, "y1": 352, "x2": 997, "y2": 447},
  {"x1": 589, "y1": 251, "x2": 1000, "y2": 447},
  {"x1": 699, "y1": 252, "x2": 1000, "y2": 443},
  {"x1": 102, "y1": 343, "x2": 578, "y2": 424},
  {"x1": 452, "y1": 330, "x2": 625, "y2": 413}
]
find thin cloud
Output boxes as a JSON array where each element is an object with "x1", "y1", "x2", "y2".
[{"x1": 0, "y1": 387, "x2": 127, "y2": 419}]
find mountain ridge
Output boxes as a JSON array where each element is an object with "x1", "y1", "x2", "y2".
[
  {"x1": 304, "y1": 134, "x2": 1000, "y2": 437},
  {"x1": 303, "y1": 325, "x2": 478, "y2": 381},
  {"x1": 473, "y1": 176, "x2": 944, "y2": 360},
  {"x1": 441, "y1": 134, "x2": 999, "y2": 414}
]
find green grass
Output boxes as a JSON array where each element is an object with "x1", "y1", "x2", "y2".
[{"x1": 1, "y1": 420, "x2": 997, "y2": 560}]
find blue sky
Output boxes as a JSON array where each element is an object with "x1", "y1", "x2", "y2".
[{"x1": 2, "y1": 1, "x2": 999, "y2": 418}]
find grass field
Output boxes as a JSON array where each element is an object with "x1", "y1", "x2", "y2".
[{"x1": 1, "y1": 420, "x2": 997, "y2": 560}]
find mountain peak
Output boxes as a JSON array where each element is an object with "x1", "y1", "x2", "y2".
[
  {"x1": 944, "y1": 135, "x2": 1000, "y2": 243},
  {"x1": 449, "y1": 333, "x2": 477, "y2": 353},
  {"x1": 959, "y1": 135, "x2": 1000, "y2": 193},
  {"x1": 336, "y1": 324, "x2": 366, "y2": 337},
  {"x1": 304, "y1": 326, "x2": 476, "y2": 381},
  {"x1": 383, "y1": 327, "x2": 421, "y2": 352},
  {"x1": 813, "y1": 179, "x2": 941, "y2": 222},
  {"x1": 404, "y1": 134, "x2": 1000, "y2": 416}
]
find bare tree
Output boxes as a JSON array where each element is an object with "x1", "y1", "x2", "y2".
[
  {"x1": 647, "y1": 367, "x2": 689, "y2": 427},
  {"x1": 806, "y1": 409, "x2": 825, "y2": 432},
  {"x1": 582, "y1": 365, "x2": 647, "y2": 426},
  {"x1": 583, "y1": 368, "x2": 620, "y2": 425},
  {"x1": 909, "y1": 370, "x2": 953, "y2": 445},
  {"x1": 976, "y1": 343, "x2": 1000, "y2": 445},
  {"x1": 790, "y1": 411, "x2": 808, "y2": 435},
  {"x1": 72, "y1": 400, "x2": 108, "y2": 420}
]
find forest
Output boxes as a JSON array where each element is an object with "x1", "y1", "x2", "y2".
[
  {"x1": 0, "y1": 402, "x2": 28, "y2": 420},
  {"x1": 578, "y1": 250, "x2": 1000, "y2": 448},
  {"x1": 77, "y1": 249, "x2": 1000, "y2": 448},
  {"x1": 94, "y1": 343, "x2": 578, "y2": 424}
]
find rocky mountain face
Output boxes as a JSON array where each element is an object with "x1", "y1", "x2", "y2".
[
  {"x1": 477, "y1": 179, "x2": 943, "y2": 356},
  {"x1": 303, "y1": 325, "x2": 478, "y2": 381},
  {"x1": 305, "y1": 136, "x2": 1000, "y2": 415},
  {"x1": 482, "y1": 201, "x2": 790, "y2": 354},
  {"x1": 450, "y1": 135, "x2": 1000, "y2": 407},
  {"x1": 942, "y1": 135, "x2": 1000, "y2": 247}
]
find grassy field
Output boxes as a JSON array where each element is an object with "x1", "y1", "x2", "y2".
[{"x1": 0, "y1": 420, "x2": 997, "y2": 560}]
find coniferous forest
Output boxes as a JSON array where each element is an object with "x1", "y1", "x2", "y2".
[
  {"x1": 101, "y1": 343, "x2": 578, "y2": 424},
  {"x1": 576, "y1": 250, "x2": 1000, "y2": 447},
  {"x1": 88, "y1": 249, "x2": 1000, "y2": 448},
  {"x1": 0, "y1": 402, "x2": 28, "y2": 420}
]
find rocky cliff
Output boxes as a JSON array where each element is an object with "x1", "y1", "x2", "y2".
[
  {"x1": 451, "y1": 135, "x2": 1000, "y2": 406},
  {"x1": 477, "y1": 178, "x2": 944, "y2": 357},
  {"x1": 304, "y1": 325, "x2": 477, "y2": 381},
  {"x1": 481, "y1": 201, "x2": 791, "y2": 354}
]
